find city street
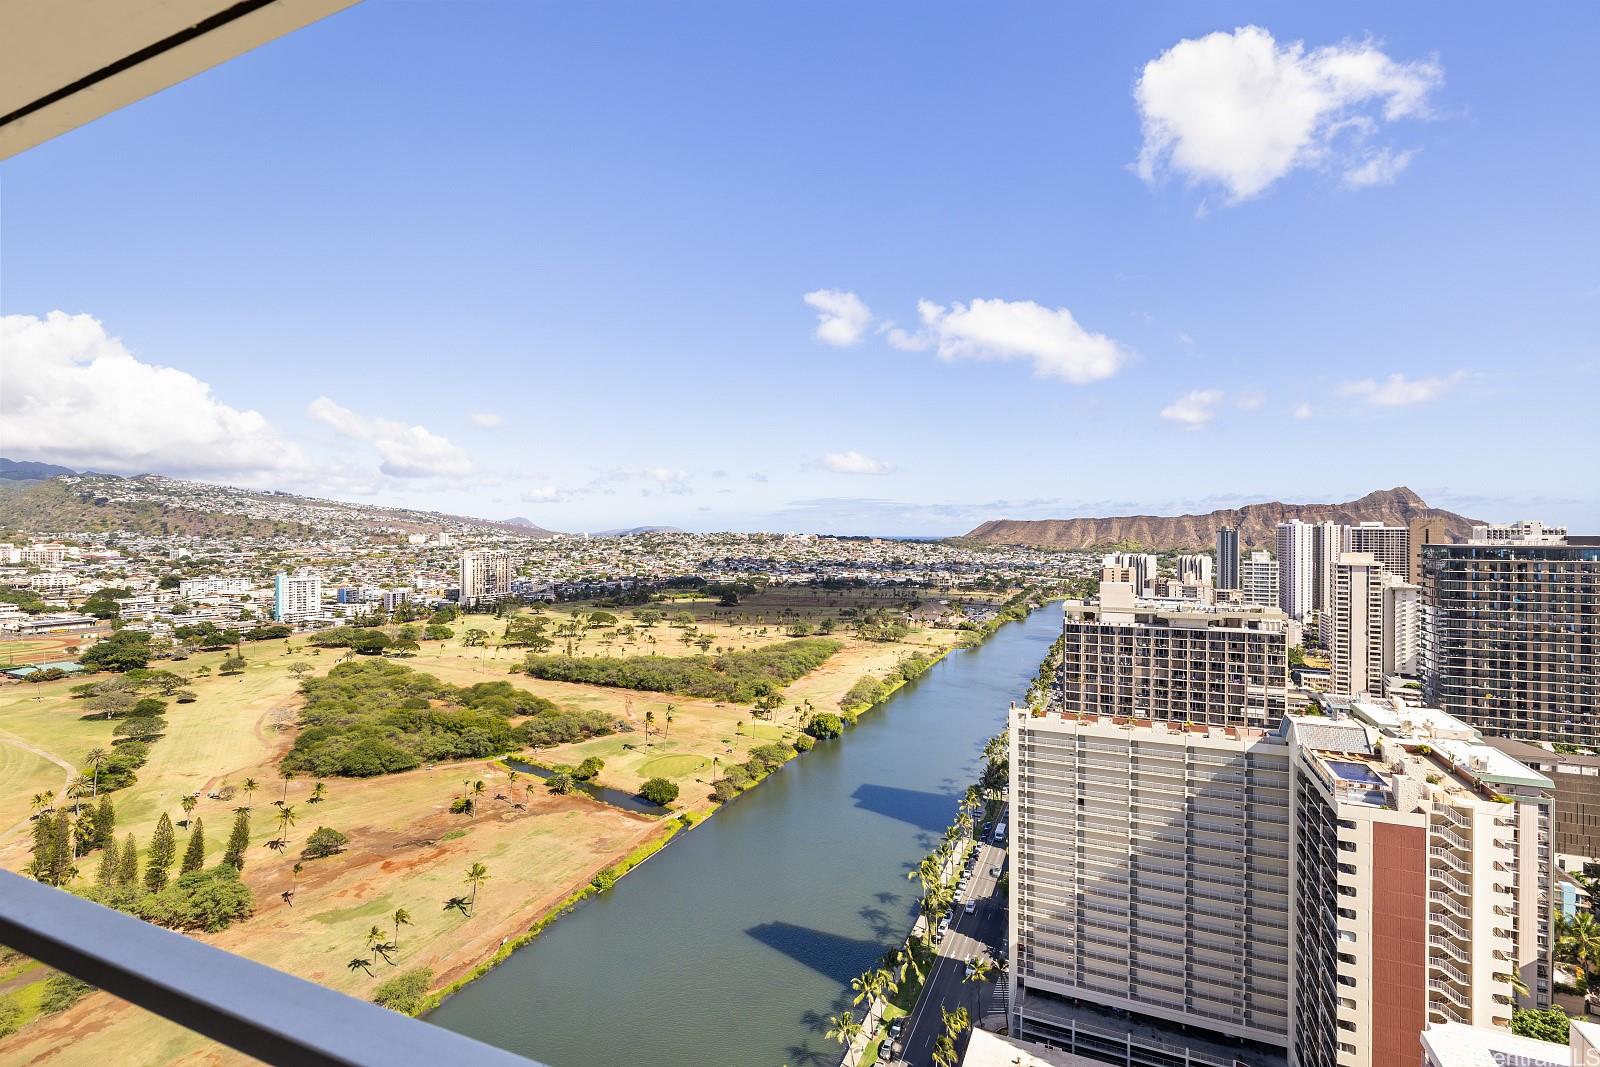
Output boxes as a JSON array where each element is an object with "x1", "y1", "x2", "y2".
[{"x1": 885, "y1": 807, "x2": 1009, "y2": 1067}]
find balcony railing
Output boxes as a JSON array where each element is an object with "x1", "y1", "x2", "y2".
[{"x1": 0, "y1": 871, "x2": 543, "y2": 1067}]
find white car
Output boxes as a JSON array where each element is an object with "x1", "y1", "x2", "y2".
[{"x1": 965, "y1": 901, "x2": 977, "y2": 914}]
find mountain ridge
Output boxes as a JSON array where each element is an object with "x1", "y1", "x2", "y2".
[
  {"x1": 0, "y1": 461, "x2": 558, "y2": 540},
  {"x1": 961, "y1": 487, "x2": 1481, "y2": 551}
]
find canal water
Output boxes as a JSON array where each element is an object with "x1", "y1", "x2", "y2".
[{"x1": 429, "y1": 604, "x2": 1062, "y2": 1067}]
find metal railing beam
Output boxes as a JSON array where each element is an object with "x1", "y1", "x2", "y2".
[{"x1": 0, "y1": 871, "x2": 542, "y2": 1067}]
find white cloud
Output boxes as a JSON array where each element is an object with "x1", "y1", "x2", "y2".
[
  {"x1": 1134, "y1": 25, "x2": 1442, "y2": 202},
  {"x1": 0, "y1": 311, "x2": 310, "y2": 480},
  {"x1": 520, "y1": 485, "x2": 569, "y2": 503},
  {"x1": 1341, "y1": 147, "x2": 1418, "y2": 189},
  {"x1": 1234, "y1": 390, "x2": 1266, "y2": 410},
  {"x1": 1339, "y1": 370, "x2": 1466, "y2": 406},
  {"x1": 803, "y1": 289, "x2": 873, "y2": 346},
  {"x1": 1293, "y1": 402, "x2": 1315, "y2": 419},
  {"x1": 914, "y1": 298, "x2": 1127, "y2": 383},
  {"x1": 469, "y1": 412, "x2": 505, "y2": 428},
  {"x1": 309, "y1": 397, "x2": 475, "y2": 478},
  {"x1": 817, "y1": 451, "x2": 894, "y2": 476},
  {"x1": 1160, "y1": 389, "x2": 1224, "y2": 427}
]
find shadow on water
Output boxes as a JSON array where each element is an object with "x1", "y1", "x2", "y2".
[
  {"x1": 746, "y1": 921, "x2": 890, "y2": 987},
  {"x1": 850, "y1": 783, "x2": 959, "y2": 832}
]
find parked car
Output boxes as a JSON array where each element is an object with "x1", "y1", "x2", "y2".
[
  {"x1": 888, "y1": 1020, "x2": 904, "y2": 1040},
  {"x1": 990, "y1": 865, "x2": 1002, "y2": 877},
  {"x1": 965, "y1": 900, "x2": 977, "y2": 914}
]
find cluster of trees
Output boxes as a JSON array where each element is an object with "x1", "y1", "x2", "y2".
[
  {"x1": 308, "y1": 627, "x2": 413, "y2": 655},
  {"x1": 0, "y1": 585, "x2": 49, "y2": 615},
  {"x1": 845, "y1": 607, "x2": 911, "y2": 642},
  {"x1": 373, "y1": 967, "x2": 434, "y2": 1015},
  {"x1": 78, "y1": 630, "x2": 151, "y2": 672},
  {"x1": 172, "y1": 621, "x2": 291, "y2": 647},
  {"x1": 281, "y1": 660, "x2": 621, "y2": 778},
  {"x1": 710, "y1": 741, "x2": 800, "y2": 803},
  {"x1": 638, "y1": 777, "x2": 679, "y2": 806},
  {"x1": 79, "y1": 586, "x2": 132, "y2": 619},
  {"x1": 520, "y1": 638, "x2": 841, "y2": 702},
  {"x1": 804, "y1": 712, "x2": 844, "y2": 740},
  {"x1": 30, "y1": 798, "x2": 256, "y2": 934}
]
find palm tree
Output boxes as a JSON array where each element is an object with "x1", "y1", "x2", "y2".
[
  {"x1": 274, "y1": 804, "x2": 298, "y2": 847},
  {"x1": 663, "y1": 704, "x2": 676, "y2": 738},
  {"x1": 365, "y1": 925, "x2": 387, "y2": 962},
  {"x1": 644, "y1": 710, "x2": 655, "y2": 746},
  {"x1": 1499, "y1": 970, "x2": 1530, "y2": 1000},
  {"x1": 1560, "y1": 912, "x2": 1600, "y2": 978},
  {"x1": 347, "y1": 957, "x2": 375, "y2": 978},
  {"x1": 964, "y1": 957, "x2": 995, "y2": 985},
  {"x1": 308, "y1": 781, "x2": 327, "y2": 804},
  {"x1": 241, "y1": 777, "x2": 258, "y2": 808},
  {"x1": 443, "y1": 895, "x2": 472, "y2": 916},
  {"x1": 824, "y1": 1010, "x2": 863, "y2": 1048},
  {"x1": 392, "y1": 907, "x2": 412, "y2": 949},
  {"x1": 30, "y1": 792, "x2": 53, "y2": 818},
  {"x1": 85, "y1": 748, "x2": 108, "y2": 798},
  {"x1": 506, "y1": 769, "x2": 521, "y2": 800},
  {"x1": 931, "y1": 1035, "x2": 958, "y2": 1067},
  {"x1": 180, "y1": 793, "x2": 198, "y2": 828},
  {"x1": 280, "y1": 770, "x2": 294, "y2": 806},
  {"x1": 464, "y1": 862, "x2": 490, "y2": 914},
  {"x1": 470, "y1": 780, "x2": 486, "y2": 816}
]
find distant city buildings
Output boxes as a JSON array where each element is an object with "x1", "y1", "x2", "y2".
[
  {"x1": 1100, "y1": 552, "x2": 1158, "y2": 591},
  {"x1": 272, "y1": 571, "x2": 323, "y2": 622},
  {"x1": 1421, "y1": 524, "x2": 1600, "y2": 744},
  {"x1": 1217, "y1": 526, "x2": 1240, "y2": 591},
  {"x1": 178, "y1": 577, "x2": 252, "y2": 599},
  {"x1": 458, "y1": 549, "x2": 513, "y2": 609}
]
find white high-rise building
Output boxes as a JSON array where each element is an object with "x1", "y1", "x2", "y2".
[
  {"x1": 1009, "y1": 700, "x2": 1552, "y2": 1067},
  {"x1": 1309, "y1": 521, "x2": 1343, "y2": 619},
  {"x1": 1384, "y1": 577, "x2": 1421, "y2": 677},
  {"x1": 1240, "y1": 550, "x2": 1280, "y2": 608},
  {"x1": 1346, "y1": 521, "x2": 1411, "y2": 581},
  {"x1": 179, "y1": 577, "x2": 252, "y2": 599},
  {"x1": 1275, "y1": 520, "x2": 1316, "y2": 621},
  {"x1": 272, "y1": 571, "x2": 323, "y2": 622},
  {"x1": 1330, "y1": 553, "x2": 1387, "y2": 698},
  {"x1": 458, "y1": 550, "x2": 513, "y2": 609},
  {"x1": 1329, "y1": 553, "x2": 1425, "y2": 698},
  {"x1": 1175, "y1": 553, "x2": 1214, "y2": 585}
]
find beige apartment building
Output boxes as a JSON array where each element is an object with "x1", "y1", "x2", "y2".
[
  {"x1": 1060, "y1": 582, "x2": 1291, "y2": 728},
  {"x1": 1344, "y1": 522, "x2": 1411, "y2": 582},
  {"x1": 1009, "y1": 701, "x2": 1552, "y2": 1067},
  {"x1": 457, "y1": 549, "x2": 513, "y2": 609},
  {"x1": 1327, "y1": 553, "x2": 1422, "y2": 700},
  {"x1": 1009, "y1": 711, "x2": 1295, "y2": 1060}
]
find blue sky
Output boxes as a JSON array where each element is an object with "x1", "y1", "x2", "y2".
[{"x1": 3, "y1": 2, "x2": 1596, "y2": 534}]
